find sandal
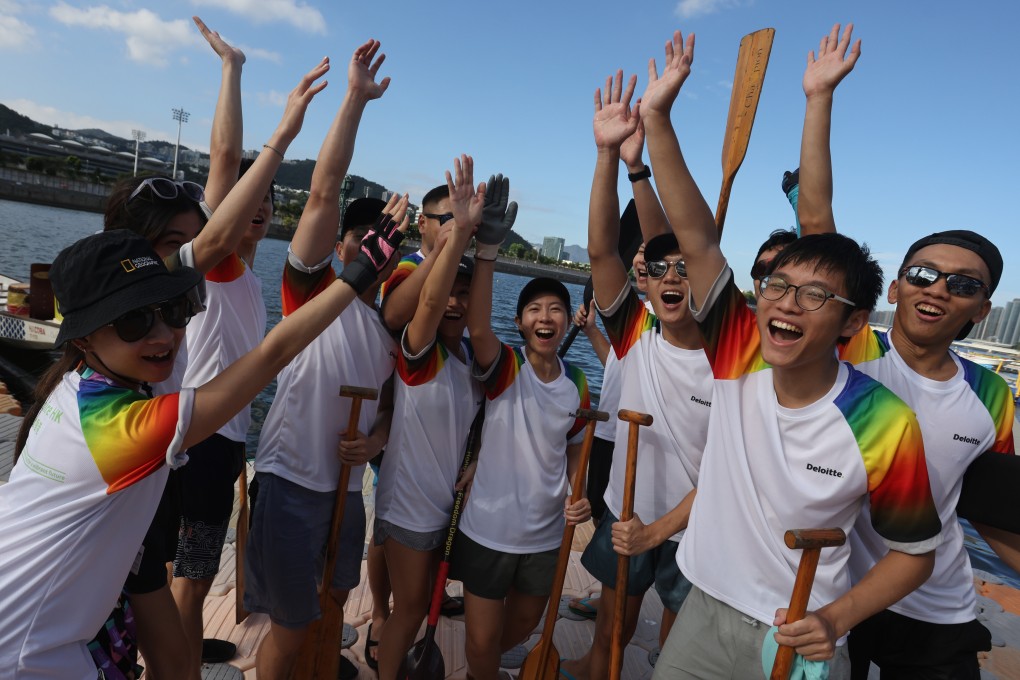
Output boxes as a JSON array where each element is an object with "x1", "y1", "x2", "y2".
[
  {"x1": 567, "y1": 595, "x2": 599, "y2": 620},
  {"x1": 365, "y1": 622, "x2": 380, "y2": 671}
]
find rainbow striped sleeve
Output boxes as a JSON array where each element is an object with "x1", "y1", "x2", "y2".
[
  {"x1": 564, "y1": 362, "x2": 591, "y2": 440},
  {"x1": 380, "y1": 253, "x2": 424, "y2": 300},
  {"x1": 962, "y1": 360, "x2": 1016, "y2": 454},
  {"x1": 601, "y1": 287, "x2": 656, "y2": 359},
  {"x1": 206, "y1": 252, "x2": 247, "y2": 284},
  {"x1": 281, "y1": 261, "x2": 334, "y2": 315},
  {"x1": 838, "y1": 325, "x2": 889, "y2": 365},
  {"x1": 480, "y1": 343, "x2": 523, "y2": 400},
  {"x1": 397, "y1": 339, "x2": 448, "y2": 387},
  {"x1": 78, "y1": 377, "x2": 181, "y2": 495},
  {"x1": 835, "y1": 367, "x2": 942, "y2": 545},
  {"x1": 697, "y1": 276, "x2": 769, "y2": 380}
]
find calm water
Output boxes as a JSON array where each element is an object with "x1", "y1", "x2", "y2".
[{"x1": 2, "y1": 199, "x2": 1017, "y2": 588}]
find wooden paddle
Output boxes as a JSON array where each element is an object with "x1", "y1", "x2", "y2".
[
  {"x1": 519, "y1": 408, "x2": 610, "y2": 680},
  {"x1": 609, "y1": 409, "x2": 654, "y2": 680},
  {"x1": 291, "y1": 385, "x2": 378, "y2": 680},
  {"x1": 715, "y1": 27, "x2": 775, "y2": 234},
  {"x1": 402, "y1": 406, "x2": 485, "y2": 680},
  {"x1": 234, "y1": 454, "x2": 249, "y2": 624},
  {"x1": 769, "y1": 528, "x2": 846, "y2": 680}
]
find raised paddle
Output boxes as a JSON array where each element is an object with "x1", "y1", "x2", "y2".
[
  {"x1": 609, "y1": 409, "x2": 654, "y2": 680},
  {"x1": 519, "y1": 408, "x2": 610, "y2": 680},
  {"x1": 234, "y1": 454, "x2": 249, "y2": 624},
  {"x1": 715, "y1": 27, "x2": 775, "y2": 234},
  {"x1": 402, "y1": 406, "x2": 485, "y2": 680},
  {"x1": 291, "y1": 385, "x2": 378, "y2": 680},
  {"x1": 559, "y1": 198, "x2": 643, "y2": 358},
  {"x1": 769, "y1": 528, "x2": 847, "y2": 680}
]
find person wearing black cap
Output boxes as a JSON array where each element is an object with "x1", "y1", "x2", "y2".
[
  {"x1": 0, "y1": 195, "x2": 407, "y2": 679},
  {"x1": 451, "y1": 168, "x2": 590, "y2": 680},
  {"x1": 796, "y1": 26, "x2": 1015, "y2": 678}
]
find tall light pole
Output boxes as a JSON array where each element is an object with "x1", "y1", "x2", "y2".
[
  {"x1": 171, "y1": 107, "x2": 189, "y2": 179},
  {"x1": 131, "y1": 129, "x2": 146, "y2": 177},
  {"x1": 339, "y1": 175, "x2": 354, "y2": 233}
]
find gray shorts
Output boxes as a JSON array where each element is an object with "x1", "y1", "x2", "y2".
[
  {"x1": 580, "y1": 510, "x2": 692, "y2": 612},
  {"x1": 373, "y1": 518, "x2": 447, "y2": 552},
  {"x1": 653, "y1": 586, "x2": 850, "y2": 679},
  {"x1": 243, "y1": 472, "x2": 366, "y2": 629}
]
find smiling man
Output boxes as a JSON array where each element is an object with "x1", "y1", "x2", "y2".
[{"x1": 640, "y1": 29, "x2": 942, "y2": 678}]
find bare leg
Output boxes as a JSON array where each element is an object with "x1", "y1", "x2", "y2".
[
  {"x1": 562, "y1": 583, "x2": 644, "y2": 680},
  {"x1": 660, "y1": 607, "x2": 678, "y2": 648},
  {"x1": 499, "y1": 588, "x2": 548, "y2": 652},
  {"x1": 464, "y1": 591, "x2": 507, "y2": 680},
  {"x1": 377, "y1": 539, "x2": 437, "y2": 680},
  {"x1": 129, "y1": 585, "x2": 200, "y2": 680},
  {"x1": 255, "y1": 621, "x2": 307, "y2": 680},
  {"x1": 366, "y1": 538, "x2": 391, "y2": 665},
  {"x1": 171, "y1": 576, "x2": 213, "y2": 674}
]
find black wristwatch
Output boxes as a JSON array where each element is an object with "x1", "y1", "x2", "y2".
[{"x1": 627, "y1": 165, "x2": 651, "y2": 182}]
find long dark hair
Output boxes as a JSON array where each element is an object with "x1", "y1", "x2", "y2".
[
  {"x1": 104, "y1": 174, "x2": 206, "y2": 241},
  {"x1": 15, "y1": 345, "x2": 83, "y2": 459}
]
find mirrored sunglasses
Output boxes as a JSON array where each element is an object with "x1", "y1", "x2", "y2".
[
  {"x1": 900, "y1": 265, "x2": 989, "y2": 298},
  {"x1": 645, "y1": 259, "x2": 687, "y2": 279}
]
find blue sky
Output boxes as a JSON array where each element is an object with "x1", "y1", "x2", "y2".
[{"x1": 2, "y1": 0, "x2": 1019, "y2": 307}]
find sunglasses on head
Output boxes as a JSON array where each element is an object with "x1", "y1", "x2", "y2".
[
  {"x1": 750, "y1": 258, "x2": 772, "y2": 280},
  {"x1": 108, "y1": 296, "x2": 196, "y2": 342},
  {"x1": 423, "y1": 212, "x2": 455, "y2": 226},
  {"x1": 900, "y1": 265, "x2": 989, "y2": 298},
  {"x1": 645, "y1": 259, "x2": 687, "y2": 279},
  {"x1": 128, "y1": 178, "x2": 205, "y2": 205}
]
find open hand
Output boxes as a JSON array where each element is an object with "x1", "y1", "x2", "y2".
[
  {"x1": 772, "y1": 608, "x2": 838, "y2": 661},
  {"x1": 276, "y1": 57, "x2": 330, "y2": 143},
  {"x1": 193, "y1": 16, "x2": 245, "y2": 67},
  {"x1": 594, "y1": 70, "x2": 639, "y2": 150},
  {"x1": 445, "y1": 154, "x2": 485, "y2": 241},
  {"x1": 349, "y1": 38, "x2": 391, "y2": 101},
  {"x1": 476, "y1": 174, "x2": 518, "y2": 254},
  {"x1": 803, "y1": 23, "x2": 861, "y2": 99},
  {"x1": 619, "y1": 108, "x2": 646, "y2": 172},
  {"x1": 641, "y1": 30, "x2": 695, "y2": 118}
]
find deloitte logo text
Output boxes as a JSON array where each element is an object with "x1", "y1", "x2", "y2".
[
  {"x1": 953, "y1": 433, "x2": 981, "y2": 445},
  {"x1": 806, "y1": 463, "x2": 843, "y2": 479}
]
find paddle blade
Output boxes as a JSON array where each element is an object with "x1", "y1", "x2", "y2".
[
  {"x1": 618, "y1": 198, "x2": 643, "y2": 266},
  {"x1": 518, "y1": 639, "x2": 560, "y2": 680},
  {"x1": 716, "y1": 27, "x2": 775, "y2": 233},
  {"x1": 402, "y1": 634, "x2": 444, "y2": 680}
]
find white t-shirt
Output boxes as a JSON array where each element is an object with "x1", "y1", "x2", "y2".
[
  {"x1": 677, "y1": 264, "x2": 942, "y2": 626},
  {"x1": 181, "y1": 243, "x2": 265, "y2": 442},
  {"x1": 0, "y1": 370, "x2": 192, "y2": 679},
  {"x1": 375, "y1": 332, "x2": 483, "y2": 533},
  {"x1": 596, "y1": 283, "x2": 713, "y2": 540},
  {"x1": 594, "y1": 351, "x2": 620, "y2": 442},
  {"x1": 255, "y1": 252, "x2": 396, "y2": 493},
  {"x1": 842, "y1": 328, "x2": 1016, "y2": 624},
  {"x1": 459, "y1": 344, "x2": 589, "y2": 553}
]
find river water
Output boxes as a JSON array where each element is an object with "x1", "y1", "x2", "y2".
[{"x1": 1, "y1": 199, "x2": 1017, "y2": 588}]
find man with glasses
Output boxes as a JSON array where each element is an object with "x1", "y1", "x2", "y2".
[
  {"x1": 641, "y1": 29, "x2": 941, "y2": 678},
  {"x1": 794, "y1": 23, "x2": 1016, "y2": 679},
  {"x1": 560, "y1": 70, "x2": 713, "y2": 680}
]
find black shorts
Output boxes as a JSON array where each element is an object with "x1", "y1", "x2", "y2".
[
  {"x1": 449, "y1": 531, "x2": 557, "y2": 600},
  {"x1": 125, "y1": 470, "x2": 181, "y2": 594},
  {"x1": 848, "y1": 608, "x2": 991, "y2": 680},
  {"x1": 586, "y1": 436, "x2": 614, "y2": 525}
]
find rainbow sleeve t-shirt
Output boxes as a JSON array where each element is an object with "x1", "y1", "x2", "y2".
[
  {"x1": 379, "y1": 251, "x2": 425, "y2": 301},
  {"x1": 676, "y1": 263, "x2": 941, "y2": 626}
]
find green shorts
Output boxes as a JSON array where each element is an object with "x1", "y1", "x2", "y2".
[{"x1": 449, "y1": 531, "x2": 558, "y2": 600}]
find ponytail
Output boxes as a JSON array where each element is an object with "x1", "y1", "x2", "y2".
[{"x1": 15, "y1": 345, "x2": 83, "y2": 460}]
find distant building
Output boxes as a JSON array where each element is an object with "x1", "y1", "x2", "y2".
[
  {"x1": 541, "y1": 236, "x2": 565, "y2": 261},
  {"x1": 973, "y1": 306, "x2": 1003, "y2": 341},
  {"x1": 869, "y1": 309, "x2": 895, "y2": 327}
]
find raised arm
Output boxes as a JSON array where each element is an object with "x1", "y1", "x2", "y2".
[
  {"x1": 194, "y1": 16, "x2": 245, "y2": 211},
  {"x1": 619, "y1": 111, "x2": 671, "y2": 243},
  {"x1": 291, "y1": 39, "x2": 391, "y2": 265},
  {"x1": 797, "y1": 23, "x2": 861, "y2": 235},
  {"x1": 640, "y1": 31, "x2": 721, "y2": 308},
  {"x1": 405, "y1": 155, "x2": 483, "y2": 355},
  {"x1": 467, "y1": 174, "x2": 518, "y2": 370},
  {"x1": 189, "y1": 59, "x2": 328, "y2": 273},
  {"x1": 589, "y1": 70, "x2": 639, "y2": 308}
]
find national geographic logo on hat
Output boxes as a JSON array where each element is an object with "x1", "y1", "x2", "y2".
[{"x1": 120, "y1": 256, "x2": 160, "y2": 273}]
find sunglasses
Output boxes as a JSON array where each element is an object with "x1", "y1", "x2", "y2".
[
  {"x1": 423, "y1": 212, "x2": 455, "y2": 226},
  {"x1": 750, "y1": 258, "x2": 772, "y2": 280},
  {"x1": 758, "y1": 275, "x2": 856, "y2": 311},
  {"x1": 645, "y1": 259, "x2": 687, "y2": 279},
  {"x1": 128, "y1": 178, "x2": 205, "y2": 205},
  {"x1": 109, "y1": 296, "x2": 195, "y2": 342},
  {"x1": 900, "y1": 265, "x2": 989, "y2": 298}
]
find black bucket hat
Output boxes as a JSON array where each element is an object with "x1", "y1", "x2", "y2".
[{"x1": 51, "y1": 229, "x2": 202, "y2": 346}]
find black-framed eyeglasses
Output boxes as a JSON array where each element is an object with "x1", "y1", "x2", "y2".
[
  {"x1": 108, "y1": 296, "x2": 196, "y2": 342},
  {"x1": 128, "y1": 178, "x2": 205, "y2": 205},
  {"x1": 899, "y1": 265, "x2": 989, "y2": 298},
  {"x1": 758, "y1": 275, "x2": 856, "y2": 311},
  {"x1": 645, "y1": 259, "x2": 687, "y2": 279},
  {"x1": 423, "y1": 212, "x2": 455, "y2": 226},
  {"x1": 750, "y1": 258, "x2": 772, "y2": 280}
]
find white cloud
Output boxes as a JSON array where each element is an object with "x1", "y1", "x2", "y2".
[
  {"x1": 0, "y1": 1, "x2": 35, "y2": 51},
  {"x1": 238, "y1": 44, "x2": 282, "y2": 63},
  {"x1": 190, "y1": 0, "x2": 326, "y2": 34},
  {"x1": 675, "y1": 0, "x2": 749, "y2": 19},
  {"x1": 256, "y1": 90, "x2": 288, "y2": 107},
  {"x1": 48, "y1": 3, "x2": 199, "y2": 66}
]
